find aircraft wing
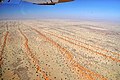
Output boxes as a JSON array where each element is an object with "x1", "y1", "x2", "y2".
[
  {"x1": 0, "y1": 0, "x2": 73, "y2": 5},
  {"x1": 24, "y1": 0, "x2": 73, "y2": 5}
]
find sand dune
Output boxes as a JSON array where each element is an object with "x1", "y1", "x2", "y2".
[{"x1": 0, "y1": 20, "x2": 120, "y2": 80}]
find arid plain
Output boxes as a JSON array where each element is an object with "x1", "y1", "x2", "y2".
[{"x1": 0, "y1": 20, "x2": 120, "y2": 80}]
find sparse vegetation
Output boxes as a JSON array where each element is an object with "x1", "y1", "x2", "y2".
[{"x1": 0, "y1": 20, "x2": 120, "y2": 80}]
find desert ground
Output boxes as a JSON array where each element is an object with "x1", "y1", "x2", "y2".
[{"x1": 0, "y1": 20, "x2": 120, "y2": 80}]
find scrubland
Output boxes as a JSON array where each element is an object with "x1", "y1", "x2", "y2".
[{"x1": 0, "y1": 20, "x2": 120, "y2": 80}]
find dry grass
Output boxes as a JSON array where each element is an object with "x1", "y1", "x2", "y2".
[{"x1": 0, "y1": 20, "x2": 120, "y2": 80}]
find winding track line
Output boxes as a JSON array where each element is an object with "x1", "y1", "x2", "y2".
[
  {"x1": 52, "y1": 28, "x2": 120, "y2": 57},
  {"x1": 31, "y1": 27, "x2": 107, "y2": 80},
  {"x1": 42, "y1": 30, "x2": 120, "y2": 63},
  {"x1": 0, "y1": 31, "x2": 9, "y2": 65},
  {"x1": 18, "y1": 28, "x2": 49, "y2": 80}
]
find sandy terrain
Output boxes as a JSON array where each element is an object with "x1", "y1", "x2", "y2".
[{"x1": 0, "y1": 20, "x2": 120, "y2": 80}]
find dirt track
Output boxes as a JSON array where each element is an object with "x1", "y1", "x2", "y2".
[{"x1": 0, "y1": 20, "x2": 120, "y2": 80}]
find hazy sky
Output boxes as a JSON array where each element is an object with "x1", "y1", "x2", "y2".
[{"x1": 0, "y1": 0, "x2": 120, "y2": 21}]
